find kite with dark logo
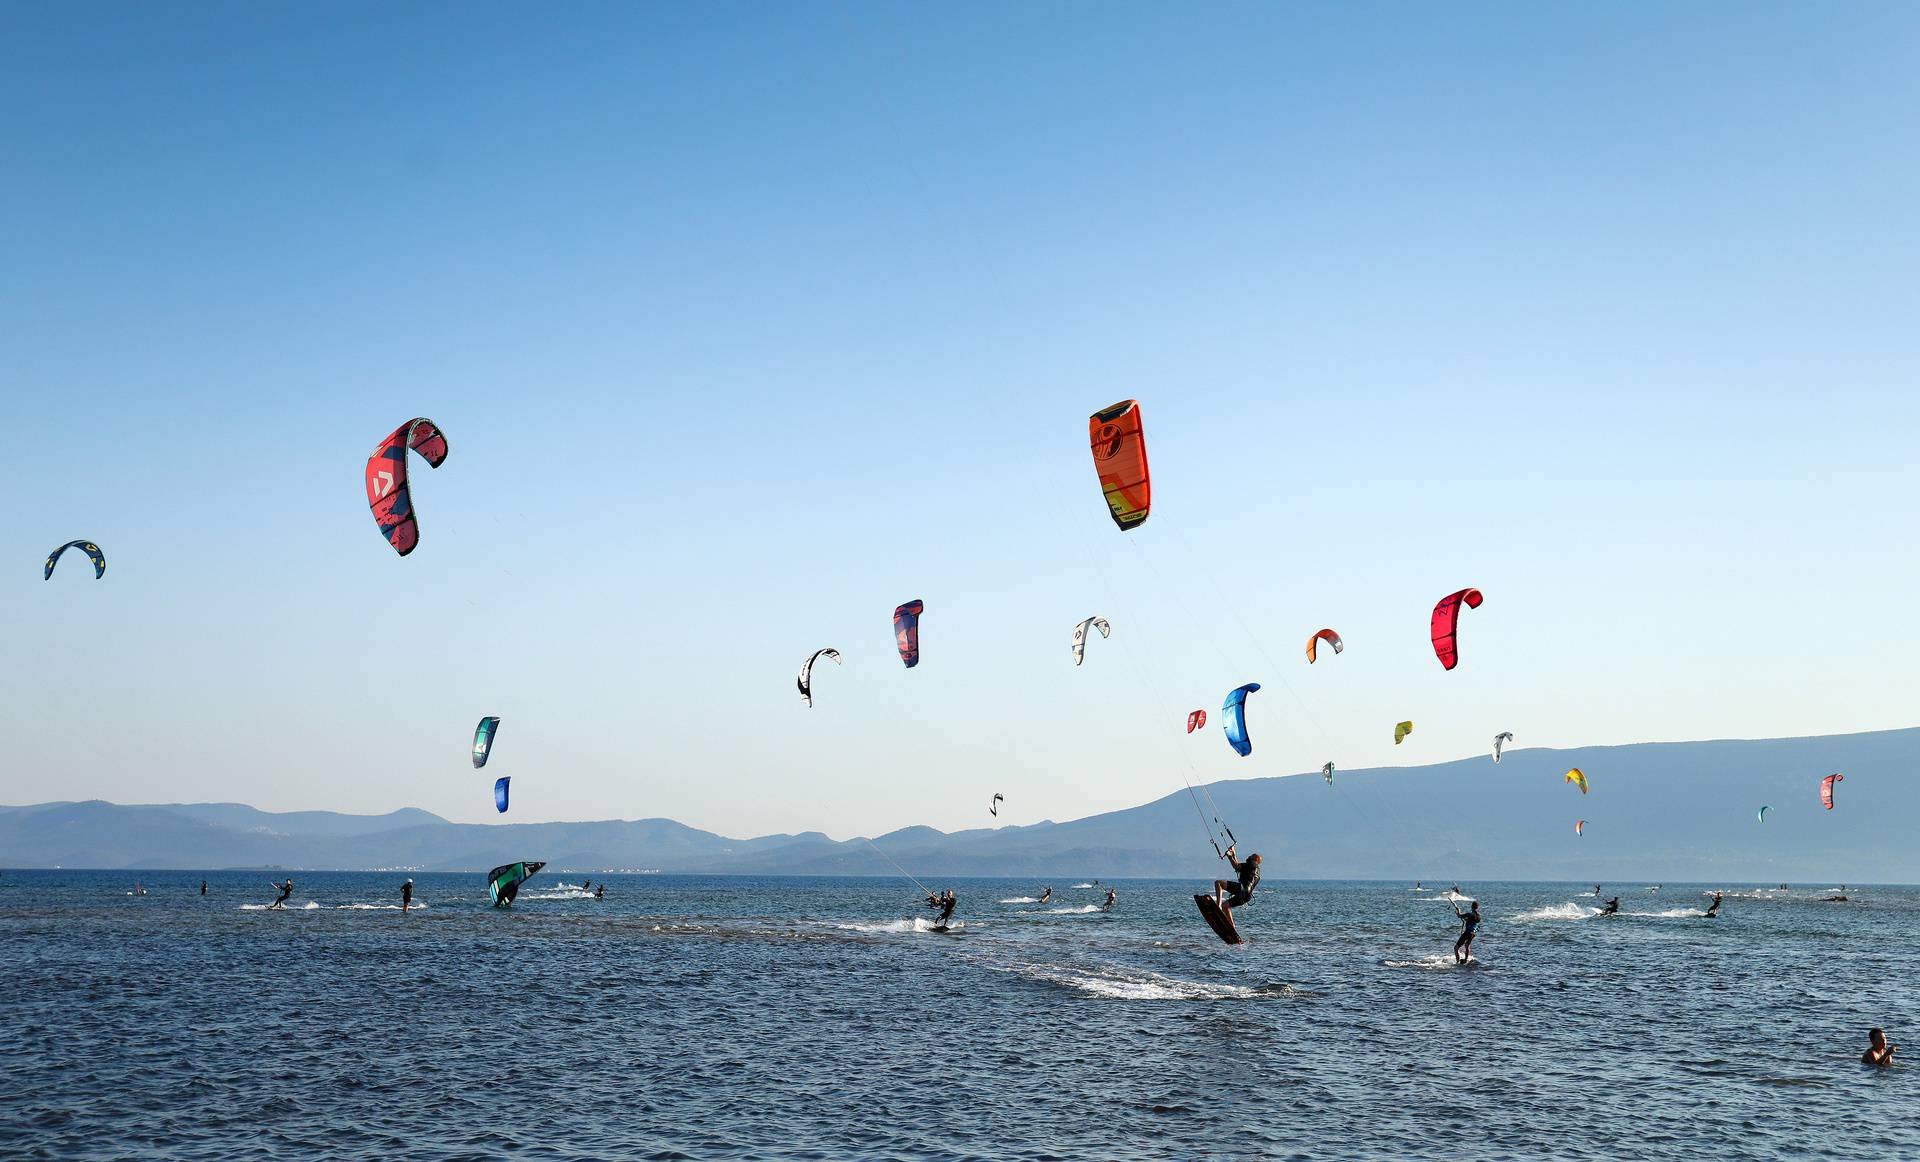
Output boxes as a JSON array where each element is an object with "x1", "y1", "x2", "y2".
[{"x1": 365, "y1": 418, "x2": 448, "y2": 556}]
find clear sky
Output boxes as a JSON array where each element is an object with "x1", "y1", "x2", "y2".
[{"x1": 2, "y1": 3, "x2": 1916, "y2": 840}]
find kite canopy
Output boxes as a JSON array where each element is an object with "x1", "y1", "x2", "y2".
[
  {"x1": 494, "y1": 777, "x2": 510, "y2": 814},
  {"x1": 1305, "y1": 629, "x2": 1343, "y2": 664},
  {"x1": 1186, "y1": 709, "x2": 1207, "y2": 734},
  {"x1": 1757, "y1": 805, "x2": 1770, "y2": 823},
  {"x1": 1430, "y1": 588, "x2": 1483, "y2": 670},
  {"x1": 798, "y1": 648, "x2": 842, "y2": 706},
  {"x1": 44, "y1": 540, "x2": 105, "y2": 580},
  {"x1": 1071, "y1": 616, "x2": 1111, "y2": 665},
  {"x1": 989, "y1": 793, "x2": 1004, "y2": 817},
  {"x1": 1575, "y1": 819, "x2": 1586, "y2": 837},
  {"x1": 1565, "y1": 768, "x2": 1589, "y2": 795},
  {"x1": 1394, "y1": 721, "x2": 1414, "y2": 746},
  {"x1": 1088, "y1": 400, "x2": 1151, "y2": 530},
  {"x1": 1492, "y1": 732, "x2": 1514, "y2": 763},
  {"x1": 893, "y1": 600, "x2": 924, "y2": 668},
  {"x1": 473, "y1": 717, "x2": 501, "y2": 769},
  {"x1": 487, "y1": 860, "x2": 543, "y2": 907},
  {"x1": 1222, "y1": 684, "x2": 1261, "y2": 757},
  {"x1": 1821, "y1": 773, "x2": 1843, "y2": 810},
  {"x1": 1322, "y1": 762, "x2": 1335, "y2": 786},
  {"x1": 365, "y1": 418, "x2": 448, "y2": 556}
]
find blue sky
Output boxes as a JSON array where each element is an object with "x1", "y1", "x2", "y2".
[{"x1": 2, "y1": 3, "x2": 1915, "y2": 839}]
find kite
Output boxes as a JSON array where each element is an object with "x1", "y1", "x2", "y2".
[
  {"x1": 1088, "y1": 400, "x2": 1151, "y2": 530},
  {"x1": 798, "y1": 648, "x2": 842, "y2": 706},
  {"x1": 1492, "y1": 732, "x2": 1514, "y2": 763},
  {"x1": 487, "y1": 860, "x2": 543, "y2": 908},
  {"x1": 1565, "y1": 768, "x2": 1589, "y2": 795},
  {"x1": 1222, "y1": 684, "x2": 1261, "y2": 757},
  {"x1": 1430, "y1": 588, "x2": 1483, "y2": 670},
  {"x1": 1322, "y1": 762, "x2": 1335, "y2": 786},
  {"x1": 990, "y1": 793, "x2": 1004, "y2": 817},
  {"x1": 1757, "y1": 805, "x2": 1770, "y2": 823},
  {"x1": 1305, "y1": 629, "x2": 1343, "y2": 664},
  {"x1": 472, "y1": 717, "x2": 501, "y2": 769},
  {"x1": 494, "y1": 777, "x2": 510, "y2": 814},
  {"x1": 1071, "y1": 616, "x2": 1111, "y2": 665},
  {"x1": 894, "y1": 600, "x2": 924, "y2": 668},
  {"x1": 1821, "y1": 773, "x2": 1843, "y2": 811},
  {"x1": 365, "y1": 418, "x2": 449, "y2": 556},
  {"x1": 43, "y1": 540, "x2": 105, "y2": 580},
  {"x1": 1394, "y1": 721, "x2": 1414, "y2": 745},
  {"x1": 1575, "y1": 819, "x2": 1586, "y2": 837},
  {"x1": 1186, "y1": 709, "x2": 1207, "y2": 733}
]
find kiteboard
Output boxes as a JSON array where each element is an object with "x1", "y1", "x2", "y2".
[{"x1": 1193, "y1": 894, "x2": 1244, "y2": 946}]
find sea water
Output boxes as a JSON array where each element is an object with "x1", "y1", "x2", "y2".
[{"x1": 3, "y1": 872, "x2": 1916, "y2": 1159}]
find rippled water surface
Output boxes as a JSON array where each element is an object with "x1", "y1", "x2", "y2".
[{"x1": 4, "y1": 871, "x2": 1916, "y2": 1159}]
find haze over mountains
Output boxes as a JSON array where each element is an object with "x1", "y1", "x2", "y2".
[{"x1": 3, "y1": 728, "x2": 1914, "y2": 881}]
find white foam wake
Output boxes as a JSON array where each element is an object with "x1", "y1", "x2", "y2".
[{"x1": 1509, "y1": 902, "x2": 1600, "y2": 921}]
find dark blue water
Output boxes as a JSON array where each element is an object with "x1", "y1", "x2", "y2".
[{"x1": 4, "y1": 871, "x2": 1915, "y2": 1159}]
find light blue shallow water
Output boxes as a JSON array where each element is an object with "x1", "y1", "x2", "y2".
[{"x1": 3, "y1": 870, "x2": 1915, "y2": 1160}]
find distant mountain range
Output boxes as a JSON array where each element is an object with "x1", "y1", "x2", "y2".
[{"x1": 3, "y1": 727, "x2": 1915, "y2": 880}]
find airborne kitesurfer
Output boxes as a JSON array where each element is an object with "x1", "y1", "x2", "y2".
[
  {"x1": 268, "y1": 879, "x2": 294, "y2": 909},
  {"x1": 1213, "y1": 846, "x2": 1260, "y2": 925}
]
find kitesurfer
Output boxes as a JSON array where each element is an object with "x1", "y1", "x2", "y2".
[
  {"x1": 581, "y1": 880, "x2": 591, "y2": 894},
  {"x1": 268, "y1": 879, "x2": 294, "y2": 909},
  {"x1": 1452, "y1": 899, "x2": 1481, "y2": 964},
  {"x1": 937, "y1": 891, "x2": 957, "y2": 925},
  {"x1": 1104, "y1": 888, "x2": 1118, "y2": 912},
  {"x1": 1038, "y1": 887, "x2": 1053, "y2": 905},
  {"x1": 133, "y1": 883, "x2": 147, "y2": 896},
  {"x1": 401, "y1": 879, "x2": 414, "y2": 913},
  {"x1": 1212, "y1": 846, "x2": 1261, "y2": 924},
  {"x1": 1598, "y1": 896, "x2": 1620, "y2": 916},
  {"x1": 1703, "y1": 892, "x2": 1722, "y2": 918},
  {"x1": 595, "y1": 884, "x2": 605, "y2": 900},
  {"x1": 200, "y1": 880, "x2": 208, "y2": 896},
  {"x1": 1863, "y1": 1028, "x2": 1895, "y2": 1067}
]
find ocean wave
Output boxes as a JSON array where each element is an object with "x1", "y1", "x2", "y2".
[
  {"x1": 998, "y1": 896, "x2": 1039, "y2": 904},
  {"x1": 1509, "y1": 902, "x2": 1600, "y2": 921},
  {"x1": 983, "y1": 959, "x2": 1289, "y2": 1001}
]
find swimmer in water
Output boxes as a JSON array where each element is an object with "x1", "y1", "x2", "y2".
[
  {"x1": 1702, "y1": 892, "x2": 1722, "y2": 918},
  {"x1": 1863, "y1": 1028, "x2": 1895, "y2": 1067},
  {"x1": 1598, "y1": 896, "x2": 1620, "y2": 916},
  {"x1": 268, "y1": 878, "x2": 294, "y2": 909},
  {"x1": 1452, "y1": 899, "x2": 1481, "y2": 964},
  {"x1": 401, "y1": 878, "x2": 413, "y2": 913}
]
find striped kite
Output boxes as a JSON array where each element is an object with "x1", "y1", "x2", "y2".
[{"x1": 1088, "y1": 400, "x2": 1151, "y2": 530}]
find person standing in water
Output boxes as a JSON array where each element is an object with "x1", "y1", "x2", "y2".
[
  {"x1": 1103, "y1": 888, "x2": 1118, "y2": 912},
  {"x1": 1702, "y1": 892, "x2": 1722, "y2": 918},
  {"x1": 401, "y1": 879, "x2": 414, "y2": 913},
  {"x1": 1452, "y1": 899, "x2": 1481, "y2": 964},
  {"x1": 268, "y1": 879, "x2": 294, "y2": 909},
  {"x1": 1213, "y1": 846, "x2": 1261, "y2": 925},
  {"x1": 1863, "y1": 1028, "x2": 1895, "y2": 1067}
]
